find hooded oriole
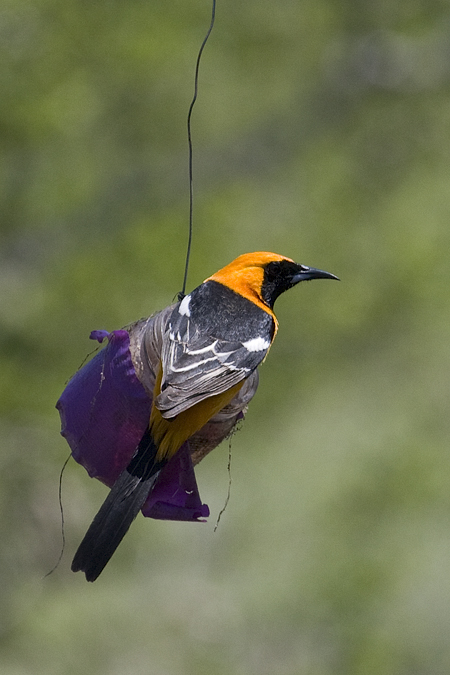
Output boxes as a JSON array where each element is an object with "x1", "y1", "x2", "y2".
[{"x1": 71, "y1": 251, "x2": 338, "y2": 581}]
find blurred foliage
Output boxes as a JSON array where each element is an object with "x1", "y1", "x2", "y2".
[{"x1": 1, "y1": 0, "x2": 450, "y2": 673}]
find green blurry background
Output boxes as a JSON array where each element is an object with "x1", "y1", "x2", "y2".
[{"x1": 1, "y1": 0, "x2": 450, "y2": 673}]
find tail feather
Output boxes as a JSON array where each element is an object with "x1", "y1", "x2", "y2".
[
  {"x1": 71, "y1": 470, "x2": 160, "y2": 582},
  {"x1": 72, "y1": 429, "x2": 165, "y2": 582}
]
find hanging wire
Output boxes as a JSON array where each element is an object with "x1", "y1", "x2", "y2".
[{"x1": 179, "y1": 0, "x2": 217, "y2": 301}]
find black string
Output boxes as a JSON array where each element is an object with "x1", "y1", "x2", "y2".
[
  {"x1": 179, "y1": 0, "x2": 217, "y2": 301},
  {"x1": 44, "y1": 453, "x2": 71, "y2": 578},
  {"x1": 214, "y1": 434, "x2": 233, "y2": 532}
]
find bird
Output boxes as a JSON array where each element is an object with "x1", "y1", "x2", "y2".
[{"x1": 71, "y1": 251, "x2": 338, "y2": 581}]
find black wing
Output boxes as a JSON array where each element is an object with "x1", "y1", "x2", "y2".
[{"x1": 156, "y1": 291, "x2": 274, "y2": 418}]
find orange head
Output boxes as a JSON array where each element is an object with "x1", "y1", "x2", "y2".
[{"x1": 207, "y1": 251, "x2": 338, "y2": 312}]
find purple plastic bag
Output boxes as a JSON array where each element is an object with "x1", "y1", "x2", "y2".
[{"x1": 57, "y1": 330, "x2": 209, "y2": 521}]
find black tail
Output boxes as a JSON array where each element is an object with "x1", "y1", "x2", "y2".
[{"x1": 72, "y1": 429, "x2": 165, "y2": 582}]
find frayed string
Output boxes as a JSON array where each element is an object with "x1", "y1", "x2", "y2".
[
  {"x1": 44, "y1": 453, "x2": 71, "y2": 578},
  {"x1": 214, "y1": 434, "x2": 233, "y2": 531}
]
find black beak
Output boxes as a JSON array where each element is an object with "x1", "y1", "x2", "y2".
[{"x1": 292, "y1": 265, "x2": 340, "y2": 284}]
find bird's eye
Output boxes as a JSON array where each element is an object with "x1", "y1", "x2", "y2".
[{"x1": 265, "y1": 262, "x2": 280, "y2": 280}]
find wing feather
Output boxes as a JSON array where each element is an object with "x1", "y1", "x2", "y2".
[{"x1": 156, "y1": 304, "x2": 271, "y2": 418}]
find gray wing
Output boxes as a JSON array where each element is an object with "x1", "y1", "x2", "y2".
[{"x1": 156, "y1": 307, "x2": 271, "y2": 418}]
